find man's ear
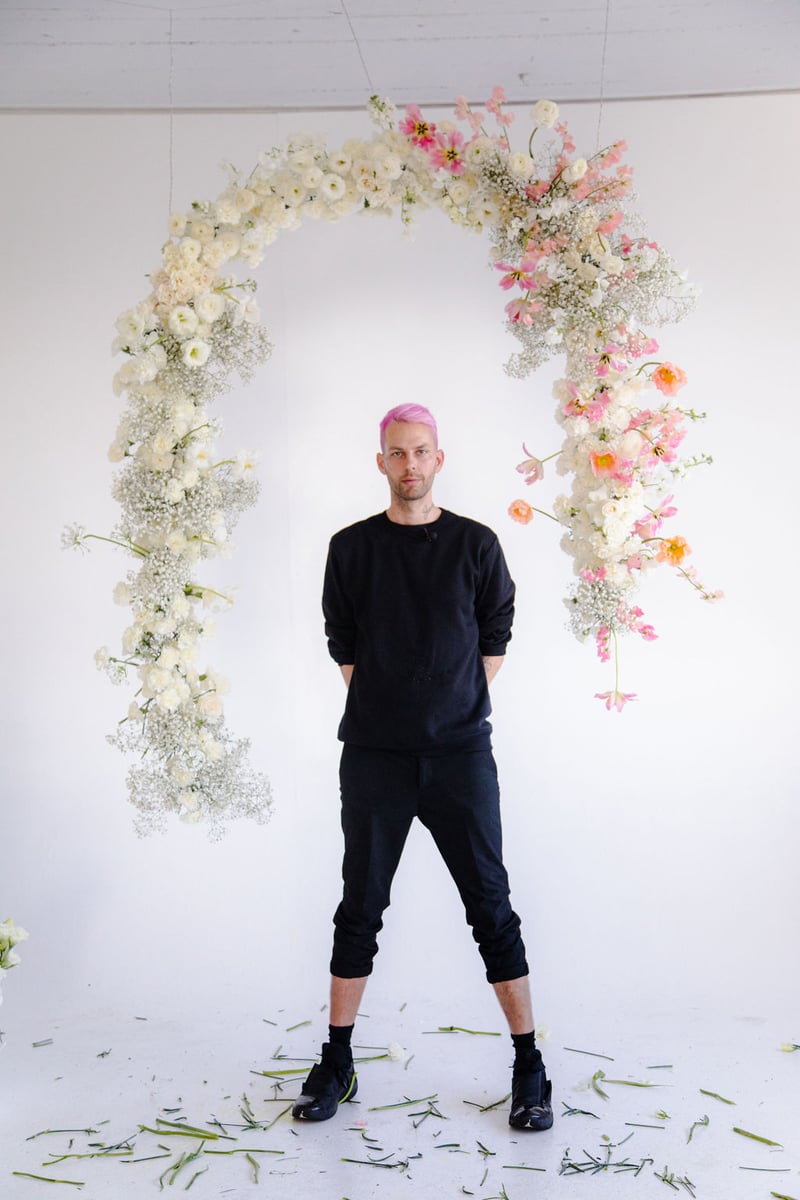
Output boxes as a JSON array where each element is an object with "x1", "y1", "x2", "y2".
[
  {"x1": 434, "y1": 449, "x2": 445, "y2": 473},
  {"x1": 376, "y1": 451, "x2": 387, "y2": 476}
]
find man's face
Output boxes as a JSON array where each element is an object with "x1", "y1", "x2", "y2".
[{"x1": 377, "y1": 421, "x2": 444, "y2": 504}]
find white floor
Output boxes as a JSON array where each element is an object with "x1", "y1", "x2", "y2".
[{"x1": 1, "y1": 990, "x2": 798, "y2": 1200}]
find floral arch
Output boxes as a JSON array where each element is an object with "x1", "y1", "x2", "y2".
[{"x1": 65, "y1": 89, "x2": 717, "y2": 835}]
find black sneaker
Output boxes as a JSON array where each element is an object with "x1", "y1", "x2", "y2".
[
  {"x1": 508, "y1": 1052, "x2": 553, "y2": 1131},
  {"x1": 291, "y1": 1042, "x2": 358, "y2": 1121}
]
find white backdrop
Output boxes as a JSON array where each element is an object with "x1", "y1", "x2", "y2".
[{"x1": 1, "y1": 93, "x2": 798, "y2": 1034}]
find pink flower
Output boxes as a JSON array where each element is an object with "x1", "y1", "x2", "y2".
[
  {"x1": 652, "y1": 363, "x2": 688, "y2": 396},
  {"x1": 454, "y1": 95, "x2": 471, "y2": 120},
  {"x1": 595, "y1": 689, "x2": 637, "y2": 712},
  {"x1": 508, "y1": 498, "x2": 534, "y2": 524},
  {"x1": 590, "y1": 343, "x2": 628, "y2": 376},
  {"x1": 399, "y1": 104, "x2": 438, "y2": 148},
  {"x1": 486, "y1": 85, "x2": 507, "y2": 114},
  {"x1": 505, "y1": 296, "x2": 541, "y2": 326},
  {"x1": 515, "y1": 443, "x2": 544, "y2": 484},
  {"x1": 495, "y1": 258, "x2": 537, "y2": 291},
  {"x1": 596, "y1": 210, "x2": 623, "y2": 235},
  {"x1": 595, "y1": 626, "x2": 611, "y2": 663},
  {"x1": 430, "y1": 130, "x2": 466, "y2": 174}
]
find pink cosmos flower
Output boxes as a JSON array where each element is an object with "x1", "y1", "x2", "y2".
[
  {"x1": 597, "y1": 210, "x2": 623, "y2": 235},
  {"x1": 399, "y1": 104, "x2": 438, "y2": 148},
  {"x1": 515, "y1": 443, "x2": 544, "y2": 485},
  {"x1": 652, "y1": 363, "x2": 688, "y2": 396},
  {"x1": 430, "y1": 129, "x2": 466, "y2": 174},
  {"x1": 595, "y1": 689, "x2": 637, "y2": 712}
]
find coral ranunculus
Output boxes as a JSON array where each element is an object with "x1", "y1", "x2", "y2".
[
  {"x1": 508, "y1": 499, "x2": 534, "y2": 524},
  {"x1": 652, "y1": 362, "x2": 688, "y2": 395}
]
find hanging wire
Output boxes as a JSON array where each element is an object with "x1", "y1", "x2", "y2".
[
  {"x1": 340, "y1": 0, "x2": 375, "y2": 94},
  {"x1": 595, "y1": 0, "x2": 612, "y2": 150}
]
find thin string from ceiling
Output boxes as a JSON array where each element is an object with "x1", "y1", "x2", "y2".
[
  {"x1": 595, "y1": 0, "x2": 612, "y2": 149},
  {"x1": 340, "y1": 0, "x2": 375, "y2": 95}
]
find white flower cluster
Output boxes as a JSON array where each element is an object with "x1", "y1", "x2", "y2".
[{"x1": 0, "y1": 918, "x2": 28, "y2": 972}]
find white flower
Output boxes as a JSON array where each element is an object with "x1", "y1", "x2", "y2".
[
  {"x1": 530, "y1": 99, "x2": 559, "y2": 127},
  {"x1": 562, "y1": 158, "x2": 588, "y2": 183},
  {"x1": 195, "y1": 292, "x2": 226, "y2": 323},
  {"x1": 301, "y1": 165, "x2": 323, "y2": 189},
  {"x1": 465, "y1": 136, "x2": 493, "y2": 165},
  {"x1": 168, "y1": 212, "x2": 187, "y2": 237},
  {"x1": 108, "y1": 441, "x2": 125, "y2": 462},
  {"x1": 197, "y1": 692, "x2": 224, "y2": 720},
  {"x1": 386, "y1": 1041, "x2": 406, "y2": 1062},
  {"x1": 508, "y1": 152, "x2": 535, "y2": 181},
  {"x1": 181, "y1": 338, "x2": 211, "y2": 367},
  {"x1": 94, "y1": 646, "x2": 110, "y2": 668},
  {"x1": 113, "y1": 581, "x2": 132, "y2": 606},
  {"x1": 167, "y1": 305, "x2": 199, "y2": 336}
]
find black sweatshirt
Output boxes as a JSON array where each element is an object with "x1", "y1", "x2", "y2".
[{"x1": 322, "y1": 509, "x2": 515, "y2": 752}]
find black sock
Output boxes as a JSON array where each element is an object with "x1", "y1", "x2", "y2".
[
  {"x1": 328, "y1": 1023, "x2": 354, "y2": 1049},
  {"x1": 511, "y1": 1030, "x2": 540, "y2": 1068}
]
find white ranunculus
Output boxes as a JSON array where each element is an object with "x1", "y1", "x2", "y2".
[
  {"x1": 168, "y1": 212, "x2": 187, "y2": 237},
  {"x1": 108, "y1": 441, "x2": 125, "y2": 462},
  {"x1": 181, "y1": 338, "x2": 211, "y2": 368},
  {"x1": 189, "y1": 219, "x2": 215, "y2": 243},
  {"x1": 195, "y1": 292, "x2": 225, "y2": 323},
  {"x1": 113, "y1": 581, "x2": 132, "y2": 606},
  {"x1": 508, "y1": 152, "x2": 535, "y2": 181},
  {"x1": 531, "y1": 99, "x2": 559, "y2": 127},
  {"x1": 321, "y1": 173, "x2": 346, "y2": 201},
  {"x1": 374, "y1": 152, "x2": 402, "y2": 181},
  {"x1": 562, "y1": 158, "x2": 588, "y2": 183}
]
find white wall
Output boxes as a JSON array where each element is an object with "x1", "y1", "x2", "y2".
[{"x1": 1, "y1": 93, "x2": 798, "y2": 1030}]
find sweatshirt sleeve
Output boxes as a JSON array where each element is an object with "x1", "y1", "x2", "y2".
[
  {"x1": 322, "y1": 540, "x2": 357, "y2": 664},
  {"x1": 475, "y1": 535, "x2": 515, "y2": 656}
]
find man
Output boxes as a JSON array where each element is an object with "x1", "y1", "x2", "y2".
[{"x1": 292, "y1": 403, "x2": 552, "y2": 1131}]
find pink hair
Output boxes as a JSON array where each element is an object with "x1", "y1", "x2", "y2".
[{"x1": 379, "y1": 404, "x2": 438, "y2": 451}]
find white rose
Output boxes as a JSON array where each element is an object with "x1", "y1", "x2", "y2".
[
  {"x1": 108, "y1": 441, "x2": 125, "y2": 463},
  {"x1": 94, "y1": 646, "x2": 110, "y2": 668},
  {"x1": 531, "y1": 99, "x2": 559, "y2": 127},
  {"x1": 563, "y1": 158, "x2": 588, "y2": 183},
  {"x1": 197, "y1": 693, "x2": 224, "y2": 720}
]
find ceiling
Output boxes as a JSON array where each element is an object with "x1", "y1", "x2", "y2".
[{"x1": 1, "y1": 0, "x2": 799, "y2": 112}]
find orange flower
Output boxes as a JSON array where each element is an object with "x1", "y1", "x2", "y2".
[
  {"x1": 508, "y1": 498, "x2": 534, "y2": 525},
  {"x1": 656, "y1": 535, "x2": 691, "y2": 566},
  {"x1": 652, "y1": 363, "x2": 688, "y2": 396}
]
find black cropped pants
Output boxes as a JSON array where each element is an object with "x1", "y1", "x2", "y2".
[{"x1": 330, "y1": 745, "x2": 529, "y2": 984}]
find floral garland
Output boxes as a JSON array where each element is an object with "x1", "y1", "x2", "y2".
[{"x1": 64, "y1": 86, "x2": 716, "y2": 831}]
